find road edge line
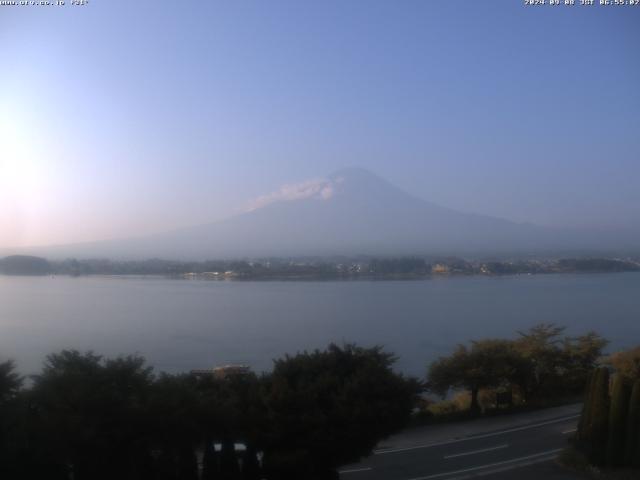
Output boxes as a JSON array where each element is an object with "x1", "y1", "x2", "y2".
[
  {"x1": 374, "y1": 415, "x2": 579, "y2": 455},
  {"x1": 405, "y1": 448, "x2": 563, "y2": 480}
]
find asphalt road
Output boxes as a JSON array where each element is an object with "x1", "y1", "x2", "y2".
[{"x1": 339, "y1": 406, "x2": 582, "y2": 480}]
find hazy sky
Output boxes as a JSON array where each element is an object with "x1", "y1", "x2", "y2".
[{"x1": 1, "y1": 1, "x2": 639, "y2": 248}]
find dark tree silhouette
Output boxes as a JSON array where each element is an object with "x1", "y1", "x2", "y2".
[
  {"x1": 29, "y1": 351, "x2": 154, "y2": 480},
  {"x1": 428, "y1": 340, "x2": 524, "y2": 414},
  {"x1": 202, "y1": 439, "x2": 219, "y2": 480},
  {"x1": 262, "y1": 343, "x2": 420, "y2": 479},
  {"x1": 0, "y1": 360, "x2": 22, "y2": 402},
  {"x1": 428, "y1": 325, "x2": 608, "y2": 413}
]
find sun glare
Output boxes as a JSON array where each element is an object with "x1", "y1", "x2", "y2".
[
  {"x1": 0, "y1": 116, "x2": 47, "y2": 203},
  {"x1": 0, "y1": 108, "x2": 52, "y2": 246}
]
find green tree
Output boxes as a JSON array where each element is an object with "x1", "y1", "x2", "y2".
[
  {"x1": 608, "y1": 346, "x2": 640, "y2": 385},
  {"x1": 561, "y1": 332, "x2": 608, "y2": 392},
  {"x1": 147, "y1": 373, "x2": 202, "y2": 479},
  {"x1": 30, "y1": 350, "x2": 155, "y2": 480},
  {"x1": 576, "y1": 370, "x2": 597, "y2": 444},
  {"x1": 514, "y1": 324, "x2": 566, "y2": 399},
  {"x1": 262, "y1": 344, "x2": 420, "y2": 479},
  {"x1": 428, "y1": 340, "x2": 525, "y2": 414},
  {"x1": 219, "y1": 438, "x2": 240, "y2": 479},
  {"x1": 192, "y1": 371, "x2": 267, "y2": 479},
  {"x1": 0, "y1": 360, "x2": 22, "y2": 403},
  {"x1": 202, "y1": 440, "x2": 219, "y2": 480},
  {"x1": 0, "y1": 360, "x2": 26, "y2": 479},
  {"x1": 578, "y1": 367, "x2": 610, "y2": 466},
  {"x1": 606, "y1": 374, "x2": 630, "y2": 467}
]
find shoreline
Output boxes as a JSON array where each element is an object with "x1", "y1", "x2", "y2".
[{"x1": 2, "y1": 269, "x2": 640, "y2": 281}]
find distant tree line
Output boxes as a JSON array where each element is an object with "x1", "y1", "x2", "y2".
[
  {"x1": 2, "y1": 255, "x2": 638, "y2": 278},
  {"x1": 556, "y1": 258, "x2": 640, "y2": 273},
  {"x1": 368, "y1": 257, "x2": 428, "y2": 275},
  {"x1": 0, "y1": 344, "x2": 420, "y2": 480},
  {"x1": 0, "y1": 256, "x2": 52, "y2": 275}
]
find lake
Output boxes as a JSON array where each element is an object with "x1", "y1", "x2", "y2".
[{"x1": 1, "y1": 273, "x2": 639, "y2": 377}]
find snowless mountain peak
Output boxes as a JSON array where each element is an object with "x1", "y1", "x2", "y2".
[
  {"x1": 12, "y1": 167, "x2": 639, "y2": 260},
  {"x1": 244, "y1": 167, "x2": 385, "y2": 212}
]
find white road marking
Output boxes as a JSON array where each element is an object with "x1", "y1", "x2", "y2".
[
  {"x1": 443, "y1": 444, "x2": 508, "y2": 459},
  {"x1": 405, "y1": 448, "x2": 564, "y2": 480},
  {"x1": 562, "y1": 428, "x2": 577, "y2": 434},
  {"x1": 339, "y1": 467, "x2": 373, "y2": 474},
  {"x1": 374, "y1": 414, "x2": 579, "y2": 455}
]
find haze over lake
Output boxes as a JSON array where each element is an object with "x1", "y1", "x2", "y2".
[{"x1": 2, "y1": 272, "x2": 639, "y2": 377}]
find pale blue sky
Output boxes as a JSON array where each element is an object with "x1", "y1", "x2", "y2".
[{"x1": 1, "y1": 0, "x2": 639, "y2": 247}]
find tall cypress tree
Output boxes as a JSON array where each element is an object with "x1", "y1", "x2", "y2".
[
  {"x1": 625, "y1": 381, "x2": 640, "y2": 468},
  {"x1": 585, "y1": 367, "x2": 610, "y2": 466},
  {"x1": 576, "y1": 369, "x2": 597, "y2": 442},
  {"x1": 606, "y1": 374, "x2": 629, "y2": 467}
]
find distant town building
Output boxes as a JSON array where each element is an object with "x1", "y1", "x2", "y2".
[
  {"x1": 190, "y1": 364, "x2": 251, "y2": 379},
  {"x1": 201, "y1": 271, "x2": 221, "y2": 278},
  {"x1": 431, "y1": 264, "x2": 450, "y2": 274}
]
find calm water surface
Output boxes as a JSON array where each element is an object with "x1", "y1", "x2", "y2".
[{"x1": 1, "y1": 273, "x2": 639, "y2": 376}]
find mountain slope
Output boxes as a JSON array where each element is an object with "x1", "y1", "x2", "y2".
[
  {"x1": 12, "y1": 168, "x2": 637, "y2": 259},
  {"x1": 159, "y1": 167, "x2": 544, "y2": 257}
]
